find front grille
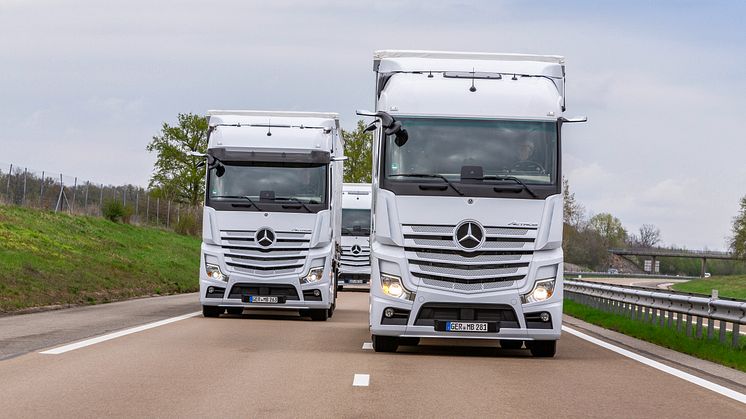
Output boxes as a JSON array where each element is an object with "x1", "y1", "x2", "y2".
[
  {"x1": 220, "y1": 229, "x2": 310, "y2": 277},
  {"x1": 402, "y1": 224, "x2": 536, "y2": 291},
  {"x1": 414, "y1": 303, "x2": 519, "y2": 328},
  {"x1": 340, "y1": 244, "x2": 371, "y2": 268},
  {"x1": 228, "y1": 283, "x2": 300, "y2": 300}
]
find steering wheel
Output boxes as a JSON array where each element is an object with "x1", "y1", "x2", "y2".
[{"x1": 511, "y1": 160, "x2": 546, "y2": 173}]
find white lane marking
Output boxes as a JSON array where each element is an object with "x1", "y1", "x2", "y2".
[
  {"x1": 562, "y1": 326, "x2": 746, "y2": 404},
  {"x1": 352, "y1": 374, "x2": 370, "y2": 387},
  {"x1": 362, "y1": 342, "x2": 373, "y2": 350},
  {"x1": 40, "y1": 311, "x2": 201, "y2": 355}
]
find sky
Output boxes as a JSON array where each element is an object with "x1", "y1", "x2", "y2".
[{"x1": 1, "y1": 0, "x2": 744, "y2": 250}]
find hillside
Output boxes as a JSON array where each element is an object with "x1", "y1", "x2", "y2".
[{"x1": 0, "y1": 205, "x2": 201, "y2": 312}]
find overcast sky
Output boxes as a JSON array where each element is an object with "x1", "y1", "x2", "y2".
[{"x1": 1, "y1": 0, "x2": 744, "y2": 250}]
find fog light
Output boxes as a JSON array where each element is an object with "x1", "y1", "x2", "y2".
[
  {"x1": 207, "y1": 286, "x2": 215, "y2": 294},
  {"x1": 540, "y1": 312, "x2": 550, "y2": 322},
  {"x1": 384, "y1": 307, "x2": 395, "y2": 318},
  {"x1": 313, "y1": 289, "x2": 321, "y2": 297}
]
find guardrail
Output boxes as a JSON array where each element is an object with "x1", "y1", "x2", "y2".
[
  {"x1": 565, "y1": 272, "x2": 698, "y2": 280},
  {"x1": 565, "y1": 280, "x2": 746, "y2": 348}
]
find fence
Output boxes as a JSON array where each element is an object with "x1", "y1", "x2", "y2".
[
  {"x1": 0, "y1": 161, "x2": 201, "y2": 233},
  {"x1": 565, "y1": 279, "x2": 746, "y2": 348}
]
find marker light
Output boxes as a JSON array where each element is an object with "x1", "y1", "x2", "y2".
[
  {"x1": 521, "y1": 279, "x2": 555, "y2": 304},
  {"x1": 301, "y1": 267, "x2": 325, "y2": 284},
  {"x1": 205, "y1": 263, "x2": 229, "y2": 282},
  {"x1": 380, "y1": 274, "x2": 415, "y2": 301}
]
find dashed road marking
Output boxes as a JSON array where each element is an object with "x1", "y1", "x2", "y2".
[
  {"x1": 563, "y1": 325, "x2": 746, "y2": 404},
  {"x1": 353, "y1": 374, "x2": 370, "y2": 387},
  {"x1": 40, "y1": 311, "x2": 202, "y2": 355},
  {"x1": 362, "y1": 342, "x2": 373, "y2": 350}
]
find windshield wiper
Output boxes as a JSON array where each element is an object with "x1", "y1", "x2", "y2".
[
  {"x1": 273, "y1": 197, "x2": 312, "y2": 213},
  {"x1": 389, "y1": 173, "x2": 464, "y2": 196},
  {"x1": 212, "y1": 195, "x2": 264, "y2": 210},
  {"x1": 483, "y1": 175, "x2": 538, "y2": 198}
]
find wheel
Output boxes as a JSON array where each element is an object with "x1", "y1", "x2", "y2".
[
  {"x1": 226, "y1": 307, "x2": 243, "y2": 315},
  {"x1": 202, "y1": 305, "x2": 224, "y2": 318},
  {"x1": 500, "y1": 340, "x2": 523, "y2": 350},
  {"x1": 337, "y1": 285, "x2": 344, "y2": 291},
  {"x1": 372, "y1": 334, "x2": 399, "y2": 352},
  {"x1": 528, "y1": 340, "x2": 556, "y2": 357},
  {"x1": 399, "y1": 337, "x2": 420, "y2": 346},
  {"x1": 309, "y1": 308, "x2": 329, "y2": 321}
]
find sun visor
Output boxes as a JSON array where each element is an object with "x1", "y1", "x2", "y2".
[{"x1": 208, "y1": 148, "x2": 330, "y2": 164}]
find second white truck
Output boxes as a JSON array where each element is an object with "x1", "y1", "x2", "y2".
[{"x1": 197, "y1": 110, "x2": 345, "y2": 321}]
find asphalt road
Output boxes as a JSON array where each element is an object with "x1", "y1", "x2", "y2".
[{"x1": 1, "y1": 291, "x2": 745, "y2": 418}]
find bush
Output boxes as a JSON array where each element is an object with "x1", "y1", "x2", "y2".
[
  {"x1": 175, "y1": 210, "x2": 201, "y2": 236},
  {"x1": 102, "y1": 200, "x2": 133, "y2": 223}
]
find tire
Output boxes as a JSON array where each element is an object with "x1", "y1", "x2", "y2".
[
  {"x1": 372, "y1": 334, "x2": 399, "y2": 352},
  {"x1": 226, "y1": 307, "x2": 243, "y2": 316},
  {"x1": 202, "y1": 305, "x2": 224, "y2": 318},
  {"x1": 337, "y1": 285, "x2": 344, "y2": 291},
  {"x1": 398, "y1": 337, "x2": 420, "y2": 346},
  {"x1": 500, "y1": 340, "x2": 523, "y2": 350},
  {"x1": 528, "y1": 340, "x2": 556, "y2": 357},
  {"x1": 309, "y1": 308, "x2": 329, "y2": 321}
]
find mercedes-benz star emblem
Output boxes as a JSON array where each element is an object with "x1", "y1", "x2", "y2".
[
  {"x1": 255, "y1": 228, "x2": 276, "y2": 247},
  {"x1": 454, "y1": 220, "x2": 485, "y2": 250},
  {"x1": 351, "y1": 245, "x2": 362, "y2": 255}
]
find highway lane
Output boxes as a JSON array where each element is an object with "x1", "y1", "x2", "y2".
[{"x1": 1, "y1": 291, "x2": 745, "y2": 418}]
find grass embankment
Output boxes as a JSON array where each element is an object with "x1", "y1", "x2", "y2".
[
  {"x1": 0, "y1": 205, "x2": 201, "y2": 312},
  {"x1": 564, "y1": 299, "x2": 746, "y2": 372},
  {"x1": 672, "y1": 275, "x2": 746, "y2": 300}
]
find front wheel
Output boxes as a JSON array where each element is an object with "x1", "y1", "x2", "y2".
[
  {"x1": 202, "y1": 305, "x2": 224, "y2": 318},
  {"x1": 226, "y1": 307, "x2": 243, "y2": 316},
  {"x1": 528, "y1": 340, "x2": 556, "y2": 357},
  {"x1": 372, "y1": 334, "x2": 399, "y2": 352},
  {"x1": 309, "y1": 308, "x2": 329, "y2": 321}
]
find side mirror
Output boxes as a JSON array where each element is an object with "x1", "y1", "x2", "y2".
[
  {"x1": 364, "y1": 121, "x2": 377, "y2": 132},
  {"x1": 215, "y1": 164, "x2": 225, "y2": 177}
]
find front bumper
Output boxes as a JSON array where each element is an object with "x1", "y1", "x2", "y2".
[{"x1": 369, "y1": 244, "x2": 563, "y2": 341}]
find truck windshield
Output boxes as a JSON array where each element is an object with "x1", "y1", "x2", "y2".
[
  {"x1": 382, "y1": 117, "x2": 558, "y2": 198},
  {"x1": 207, "y1": 162, "x2": 328, "y2": 212},
  {"x1": 342, "y1": 209, "x2": 371, "y2": 236}
]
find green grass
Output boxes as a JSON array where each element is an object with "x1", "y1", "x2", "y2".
[
  {"x1": 0, "y1": 204, "x2": 201, "y2": 312},
  {"x1": 564, "y1": 299, "x2": 746, "y2": 372},
  {"x1": 671, "y1": 275, "x2": 746, "y2": 300}
]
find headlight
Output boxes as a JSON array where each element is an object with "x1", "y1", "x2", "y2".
[
  {"x1": 381, "y1": 273, "x2": 415, "y2": 301},
  {"x1": 205, "y1": 263, "x2": 229, "y2": 282},
  {"x1": 521, "y1": 278, "x2": 555, "y2": 304},
  {"x1": 301, "y1": 266, "x2": 325, "y2": 284}
]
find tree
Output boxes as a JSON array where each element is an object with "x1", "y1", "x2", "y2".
[
  {"x1": 730, "y1": 195, "x2": 746, "y2": 258},
  {"x1": 342, "y1": 120, "x2": 373, "y2": 183},
  {"x1": 562, "y1": 177, "x2": 584, "y2": 227},
  {"x1": 630, "y1": 224, "x2": 661, "y2": 248},
  {"x1": 146, "y1": 113, "x2": 208, "y2": 206},
  {"x1": 588, "y1": 213, "x2": 628, "y2": 249}
]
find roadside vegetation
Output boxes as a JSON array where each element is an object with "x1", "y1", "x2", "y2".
[
  {"x1": 564, "y1": 299, "x2": 746, "y2": 372},
  {"x1": 672, "y1": 275, "x2": 746, "y2": 300},
  {"x1": 0, "y1": 205, "x2": 201, "y2": 312}
]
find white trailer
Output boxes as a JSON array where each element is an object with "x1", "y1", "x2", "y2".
[
  {"x1": 197, "y1": 110, "x2": 345, "y2": 321},
  {"x1": 338, "y1": 183, "x2": 372, "y2": 288},
  {"x1": 360, "y1": 50, "x2": 585, "y2": 355}
]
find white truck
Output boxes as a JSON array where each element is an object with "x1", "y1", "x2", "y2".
[
  {"x1": 359, "y1": 50, "x2": 585, "y2": 355},
  {"x1": 338, "y1": 183, "x2": 372, "y2": 289},
  {"x1": 197, "y1": 110, "x2": 345, "y2": 321}
]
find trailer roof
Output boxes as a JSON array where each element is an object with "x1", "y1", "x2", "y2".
[{"x1": 374, "y1": 50, "x2": 564, "y2": 64}]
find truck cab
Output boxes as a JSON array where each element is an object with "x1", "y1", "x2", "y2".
[
  {"x1": 198, "y1": 110, "x2": 344, "y2": 321},
  {"x1": 362, "y1": 50, "x2": 585, "y2": 355},
  {"x1": 338, "y1": 183, "x2": 372, "y2": 288}
]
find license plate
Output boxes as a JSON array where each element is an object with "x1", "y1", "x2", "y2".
[
  {"x1": 242, "y1": 295, "x2": 282, "y2": 304},
  {"x1": 348, "y1": 279, "x2": 365, "y2": 284},
  {"x1": 434, "y1": 320, "x2": 496, "y2": 333}
]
